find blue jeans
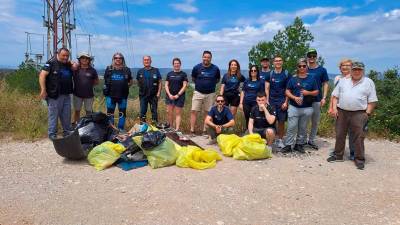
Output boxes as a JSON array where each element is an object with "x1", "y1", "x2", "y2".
[
  {"x1": 284, "y1": 105, "x2": 313, "y2": 146},
  {"x1": 106, "y1": 97, "x2": 127, "y2": 130},
  {"x1": 139, "y1": 95, "x2": 158, "y2": 122},
  {"x1": 47, "y1": 94, "x2": 72, "y2": 138}
]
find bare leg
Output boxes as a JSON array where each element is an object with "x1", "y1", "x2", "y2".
[
  {"x1": 277, "y1": 121, "x2": 285, "y2": 139},
  {"x1": 190, "y1": 110, "x2": 197, "y2": 132},
  {"x1": 266, "y1": 128, "x2": 276, "y2": 146},
  {"x1": 230, "y1": 106, "x2": 238, "y2": 117},
  {"x1": 73, "y1": 110, "x2": 80, "y2": 124},
  {"x1": 174, "y1": 107, "x2": 182, "y2": 130},
  {"x1": 167, "y1": 105, "x2": 174, "y2": 128}
]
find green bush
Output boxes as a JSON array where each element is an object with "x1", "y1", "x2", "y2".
[{"x1": 5, "y1": 63, "x2": 39, "y2": 94}]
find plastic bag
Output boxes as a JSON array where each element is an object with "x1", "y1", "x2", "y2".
[
  {"x1": 176, "y1": 145, "x2": 222, "y2": 170},
  {"x1": 87, "y1": 141, "x2": 126, "y2": 171},
  {"x1": 233, "y1": 134, "x2": 272, "y2": 160},
  {"x1": 133, "y1": 136, "x2": 178, "y2": 169},
  {"x1": 217, "y1": 134, "x2": 241, "y2": 156}
]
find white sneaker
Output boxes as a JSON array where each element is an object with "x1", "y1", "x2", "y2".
[{"x1": 276, "y1": 139, "x2": 285, "y2": 148}]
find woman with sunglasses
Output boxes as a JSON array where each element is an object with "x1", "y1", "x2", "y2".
[
  {"x1": 281, "y1": 58, "x2": 319, "y2": 153},
  {"x1": 239, "y1": 65, "x2": 265, "y2": 127},
  {"x1": 103, "y1": 52, "x2": 133, "y2": 130},
  {"x1": 220, "y1": 59, "x2": 245, "y2": 117}
]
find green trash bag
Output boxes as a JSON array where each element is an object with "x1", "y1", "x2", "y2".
[
  {"x1": 87, "y1": 141, "x2": 126, "y2": 171},
  {"x1": 133, "y1": 136, "x2": 178, "y2": 169},
  {"x1": 233, "y1": 134, "x2": 272, "y2": 160},
  {"x1": 176, "y1": 145, "x2": 222, "y2": 170},
  {"x1": 217, "y1": 134, "x2": 241, "y2": 157}
]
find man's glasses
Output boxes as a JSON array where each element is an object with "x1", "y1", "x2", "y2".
[{"x1": 298, "y1": 65, "x2": 307, "y2": 68}]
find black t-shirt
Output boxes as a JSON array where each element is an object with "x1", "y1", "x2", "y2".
[
  {"x1": 73, "y1": 67, "x2": 98, "y2": 98},
  {"x1": 166, "y1": 71, "x2": 188, "y2": 95},
  {"x1": 104, "y1": 67, "x2": 132, "y2": 99},
  {"x1": 249, "y1": 105, "x2": 276, "y2": 129},
  {"x1": 43, "y1": 58, "x2": 73, "y2": 96}
]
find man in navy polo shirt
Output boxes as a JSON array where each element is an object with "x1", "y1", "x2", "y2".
[
  {"x1": 306, "y1": 48, "x2": 329, "y2": 150},
  {"x1": 205, "y1": 95, "x2": 235, "y2": 144},
  {"x1": 190, "y1": 50, "x2": 221, "y2": 135},
  {"x1": 259, "y1": 57, "x2": 271, "y2": 81},
  {"x1": 265, "y1": 56, "x2": 291, "y2": 148}
]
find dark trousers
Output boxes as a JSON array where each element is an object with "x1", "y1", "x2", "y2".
[
  {"x1": 140, "y1": 95, "x2": 158, "y2": 122},
  {"x1": 334, "y1": 108, "x2": 368, "y2": 164},
  {"x1": 243, "y1": 102, "x2": 256, "y2": 127}
]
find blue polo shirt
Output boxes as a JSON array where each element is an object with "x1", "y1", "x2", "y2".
[
  {"x1": 286, "y1": 75, "x2": 318, "y2": 108},
  {"x1": 208, "y1": 105, "x2": 234, "y2": 125},
  {"x1": 260, "y1": 70, "x2": 271, "y2": 81},
  {"x1": 221, "y1": 73, "x2": 245, "y2": 94},
  {"x1": 308, "y1": 66, "x2": 329, "y2": 102},
  {"x1": 242, "y1": 79, "x2": 265, "y2": 105},
  {"x1": 191, "y1": 63, "x2": 221, "y2": 94},
  {"x1": 265, "y1": 70, "x2": 291, "y2": 105}
]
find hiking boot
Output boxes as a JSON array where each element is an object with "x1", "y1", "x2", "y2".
[
  {"x1": 327, "y1": 155, "x2": 344, "y2": 162},
  {"x1": 276, "y1": 139, "x2": 285, "y2": 148},
  {"x1": 294, "y1": 144, "x2": 305, "y2": 153},
  {"x1": 356, "y1": 162, "x2": 365, "y2": 170},
  {"x1": 280, "y1": 145, "x2": 292, "y2": 153},
  {"x1": 207, "y1": 138, "x2": 217, "y2": 145},
  {"x1": 307, "y1": 141, "x2": 319, "y2": 150}
]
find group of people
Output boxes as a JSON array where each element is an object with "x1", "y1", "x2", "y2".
[{"x1": 39, "y1": 48, "x2": 378, "y2": 170}]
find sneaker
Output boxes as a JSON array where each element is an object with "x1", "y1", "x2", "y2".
[
  {"x1": 276, "y1": 139, "x2": 285, "y2": 148},
  {"x1": 327, "y1": 155, "x2": 344, "y2": 162},
  {"x1": 280, "y1": 145, "x2": 292, "y2": 153},
  {"x1": 207, "y1": 138, "x2": 217, "y2": 145},
  {"x1": 307, "y1": 141, "x2": 319, "y2": 150},
  {"x1": 356, "y1": 162, "x2": 364, "y2": 170},
  {"x1": 294, "y1": 144, "x2": 305, "y2": 154},
  {"x1": 189, "y1": 131, "x2": 196, "y2": 138}
]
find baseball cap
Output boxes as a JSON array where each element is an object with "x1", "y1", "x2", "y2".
[
  {"x1": 352, "y1": 61, "x2": 365, "y2": 70},
  {"x1": 307, "y1": 48, "x2": 318, "y2": 56},
  {"x1": 77, "y1": 52, "x2": 92, "y2": 59}
]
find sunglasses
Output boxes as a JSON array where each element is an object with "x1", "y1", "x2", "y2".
[
  {"x1": 298, "y1": 65, "x2": 307, "y2": 68},
  {"x1": 250, "y1": 69, "x2": 257, "y2": 72},
  {"x1": 216, "y1": 100, "x2": 225, "y2": 103},
  {"x1": 114, "y1": 57, "x2": 123, "y2": 59}
]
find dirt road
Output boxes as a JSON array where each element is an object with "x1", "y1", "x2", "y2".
[{"x1": 1, "y1": 137, "x2": 399, "y2": 225}]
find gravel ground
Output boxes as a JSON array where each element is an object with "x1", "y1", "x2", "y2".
[{"x1": 1, "y1": 136, "x2": 400, "y2": 225}]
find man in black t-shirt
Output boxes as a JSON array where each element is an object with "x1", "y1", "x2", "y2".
[
  {"x1": 39, "y1": 48, "x2": 76, "y2": 139},
  {"x1": 248, "y1": 92, "x2": 277, "y2": 147}
]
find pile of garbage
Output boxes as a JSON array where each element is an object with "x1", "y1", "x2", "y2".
[{"x1": 52, "y1": 112, "x2": 272, "y2": 171}]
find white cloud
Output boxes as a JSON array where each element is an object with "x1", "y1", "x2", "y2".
[
  {"x1": 295, "y1": 7, "x2": 345, "y2": 21},
  {"x1": 106, "y1": 10, "x2": 124, "y2": 17},
  {"x1": 384, "y1": 9, "x2": 400, "y2": 20},
  {"x1": 111, "y1": 0, "x2": 152, "y2": 5},
  {"x1": 170, "y1": 0, "x2": 198, "y2": 13},
  {"x1": 139, "y1": 17, "x2": 207, "y2": 30}
]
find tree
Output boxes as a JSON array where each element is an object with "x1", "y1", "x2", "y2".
[{"x1": 248, "y1": 17, "x2": 323, "y2": 74}]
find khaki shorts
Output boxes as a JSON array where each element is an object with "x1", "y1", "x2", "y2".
[
  {"x1": 191, "y1": 91, "x2": 215, "y2": 112},
  {"x1": 73, "y1": 95, "x2": 94, "y2": 112}
]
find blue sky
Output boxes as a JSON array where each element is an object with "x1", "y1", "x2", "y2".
[{"x1": 0, "y1": 0, "x2": 399, "y2": 74}]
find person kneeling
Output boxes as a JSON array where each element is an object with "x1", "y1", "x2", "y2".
[
  {"x1": 205, "y1": 95, "x2": 235, "y2": 145},
  {"x1": 248, "y1": 92, "x2": 277, "y2": 148}
]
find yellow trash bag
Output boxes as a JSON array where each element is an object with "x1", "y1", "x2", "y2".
[
  {"x1": 176, "y1": 145, "x2": 222, "y2": 170},
  {"x1": 133, "y1": 136, "x2": 178, "y2": 169},
  {"x1": 233, "y1": 134, "x2": 272, "y2": 160},
  {"x1": 217, "y1": 134, "x2": 241, "y2": 156},
  {"x1": 87, "y1": 141, "x2": 126, "y2": 171}
]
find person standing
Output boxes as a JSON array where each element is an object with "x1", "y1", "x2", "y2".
[
  {"x1": 259, "y1": 57, "x2": 271, "y2": 81},
  {"x1": 220, "y1": 59, "x2": 245, "y2": 117},
  {"x1": 39, "y1": 48, "x2": 75, "y2": 139},
  {"x1": 265, "y1": 56, "x2": 291, "y2": 148},
  {"x1": 72, "y1": 52, "x2": 99, "y2": 124},
  {"x1": 205, "y1": 95, "x2": 235, "y2": 145},
  {"x1": 328, "y1": 61, "x2": 378, "y2": 170},
  {"x1": 137, "y1": 56, "x2": 162, "y2": 123},
  {"x1": 165, "y1": 58, "x2": 188, "y2": 131},
  {"x1": 306, "y1": 48, "x2": 329, "y2": 150},
  {"x1": 239, "y1": 65, "x2": 265, "y2": 127},
  {"x1": 282, "y1": 58, "x2": 319, "y2": 153},
  {"x1": 190, "y1": 51, "x2": 221, "y2": 135},
  {"x1": 248, "y1": 92, "x2": 277, "y2": 147},
  {"x1": 103, "y1": 52, "x2": 132, "y2": 130}
]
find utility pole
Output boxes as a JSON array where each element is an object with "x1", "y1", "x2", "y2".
[
  {"x1": 42, "y1": 0, "x2": 76, "y2": 60},
  {"x1": 24, "y1": 32, "x2": 45, "y2": 69},
  {"x1": 75, "y1": 33, "x2": 92, "y2": 56}
]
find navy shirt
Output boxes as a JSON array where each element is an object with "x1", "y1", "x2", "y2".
[
  {"x1": 191, "y1": 63, "x2": 221, "y2": 94},
  {"x1": 308, "y1": 66, "x2": 329, "y2": 102},
  {"x1": 43, "y1": 59, "x2": 73, "y2": 95},
  {"x1": 166, "y1": 71, "x2": 188, "y2": 95},
  {"x1": 260, "y1": 70, "x2": 271, "y2": 81},
  {"x1": 265, "y1": 70, "x2": 291, "y2": 104},
  {"x1": 208, "y1": 105, "x2": 234, "y2": 125},
  {"x1": 250, "y1": 104, "x2": 276, "y2": 129},
  {"x1": 105, "y1": 67, "x2": 132, "y2": 99},
  {"x1": 221, "y1": 73, "x2": 245, "y2": 94},
  {"x1": 242, "y1": 79, "x2": 265, "y2": 105},
  {"x1": 286, "y1": 75, "x2": 318, "y2": 108}
]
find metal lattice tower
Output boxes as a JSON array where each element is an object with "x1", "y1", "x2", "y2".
[{"x1": 42, "y1": 0, "x2": 76, "y2": 60}]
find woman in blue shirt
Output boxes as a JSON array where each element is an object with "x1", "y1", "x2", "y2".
[
  {"x1": 239, "y1": 65, "x2": 265, "y2": 127},
  {"x1": 282, "y1": 58, "x2": 319, "y2": 153},
  {"x1": 220, "y1": 59, "x2": 245, "y2": 117}
]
